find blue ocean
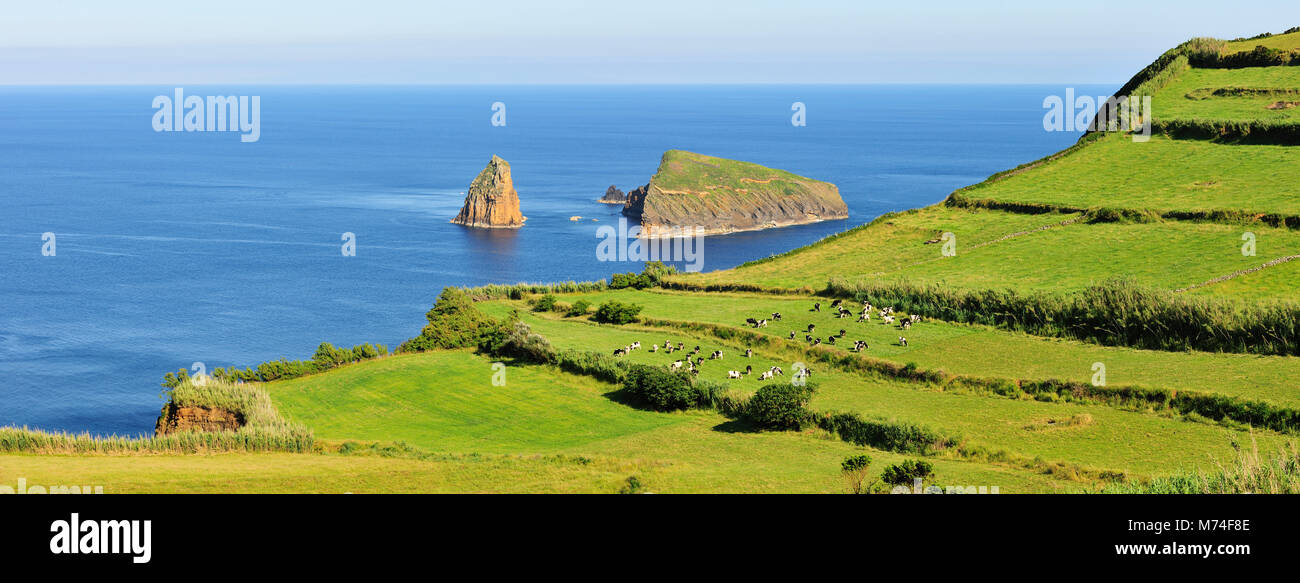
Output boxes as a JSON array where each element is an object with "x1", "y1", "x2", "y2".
[{"x1": 0, "y1": 85, "x2": 1102, "y2": 435}]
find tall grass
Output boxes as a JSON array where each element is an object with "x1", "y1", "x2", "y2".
[
  {"x1": 827, "y1": 277, "x2": 1300, "y2": 357},
  {"x1": 461, "y1": 280, "x2": 608, "y2": 301},
  {"x1": 0, "y1": 378, "x2": 313, "y2": 454},
  {"x1": 1104, "y1": 439, "x2": 1300, "y2": 493}
]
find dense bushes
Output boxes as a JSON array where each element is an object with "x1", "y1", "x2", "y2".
[
  {"x1": 550, "y1": 349, "x2": 629, "y2": 384},
  {"x1": 1190, "y1": 44, "x2": 1298, "y2": 68},
  {"x1": 162, "y1": 341, "x2": 389, "y2": 387},
  {"x1": 609, "y1": 261, "x2": 678, "y2": 290},
  {"x1": 1153, "y1": 119, "x2": 1300, "y2": 145},
  {"x1": 593, "y1": 300, "x2": 643, "y2": 325},
  {"x1": 622, "y1": 364, "x2": 697, "y2": 411},
  {"x1": 746, "y1": 383, "x2": 815, "y2": 430},
  {"x1": 401, "y1": 288, "x2": 503, "y2": 352},
  {"x1": 881, "y1": 459, "x2": 935, "y2": 486},
  {"x1": 532, "y1": 293, "x2": 559, "y2": 312},
  {"x1": 817, "y1": 412, "x2": 957, "y2": 455},
  {"x1": 828, "y1": 277, "x2": 1300, "y2": 357},
  {"x1": 484, "y1": 321, "x2": 555, "y2": 363},
  {"x1": 565, "y1": 299, "x2": 592, "y2": 317}
]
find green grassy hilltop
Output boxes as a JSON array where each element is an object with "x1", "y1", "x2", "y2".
[{"x1": 6, "y1": 28, "x2": 1300, "y2": 494}]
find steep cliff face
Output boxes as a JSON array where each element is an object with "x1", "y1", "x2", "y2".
[
  {"x1": 622, "y1": 150, "x2": 848, "y2": 236},
  {"x1": 155, "y1": 403, "x2": 244, "y2": 435},
  {"x1": 598, "y1": 185, "x2": 628, "y2": 204},
  {"x1": 451, "y1": 155, "x2": 526, "y2": 229}
]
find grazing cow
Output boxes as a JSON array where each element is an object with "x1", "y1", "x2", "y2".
[
  {"x1": 759, "y1": 371, "x2": 774, "y2": 380},
  {"x1": 813, "y1": 338, "x2": 822, "y2": 345},
  {"x1": 899, "y1": 336, "x2": 908, "y2": 347},
  {"x1": 631, "y1": 341, "x2": 641, "y2": 349},
  {"x1": 827, "y1": 336, "x2": 836, "y2": 345},
  {"x1": 806, "y1": 324, "x2": 816, "y2": 333},
  {"x1": 770, "y1": 366, "x2": 784, "y2": 376},
  {"x1": 671, "y1": 360, "x2": 683, "y2": 370},
  {"x1": 805, "y1": 334, "x2": 813, "y2": 342},
  {"x1": 771, "y1": 312, "x2": 782, "y2": 320},
  {"x1": 650, "y1": 344, "x2": 659, "y2": 352},
  {"x1": 831, "y1": 299, "x2": 842, "y2": 308},
  {"x1": 756, "y1": 319, "x2": 768, "y2": 328},
  {"x1": 745, "y1": 348, "x2": 753, "y2": 358},
  {"x1": 839, "y1": 329, "x2": 847, "y2": 337},
  {"x1": 745, "y1": 365, "x2": 753, "y2": 374},
  {"x1": 728, "y1": 370, "x2": 741, "y2": 379},
  {"x1": 788, "y1": 331, "x2": 797, "y2": 339},
  {"x1": 901, "y1": 320, "x2": 911, "y2": 330},
  {"x1": 614, "y1": 348, "x2": 626, "y2": 356},
  {"x1": 812, "y1": 302, "x2": 821, "y2": 312},
  {"x1": 745, "y1": 317, "x2": 759, "y2": 326},
  {"x1": 710, "y1": 350, "x2": 723, "y2": 360}
]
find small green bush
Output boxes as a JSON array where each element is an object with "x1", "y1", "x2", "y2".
[
  {"x1": 566, "y1": 299, "x2": 592, "y2": 317},
  {"x1": 623, "y1": 364, "x2": 695, "y2": 411},
  {"x1": 746, "y1": 383, "x2": 815, "y2": 430},
  {"x1": 593, "y1": 300, "x2": 643, "y2": 325},
  {"x1": 881, "y1": 459, "x2": 935, "y2": 486},
  {"x1": 532, "y1": 293, "x2": 558, "y2": 312}
]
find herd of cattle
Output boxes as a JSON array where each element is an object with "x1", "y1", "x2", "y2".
[{"x1": 608, "y1": 299, "x2": 924, "y2": 382}]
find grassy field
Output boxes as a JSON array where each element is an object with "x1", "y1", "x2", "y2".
[
  {"x1": 485, "y1": 305, "x2": 1288, "y2": 477},
  {"x1": 263, "y1": 348, "x2": 1073, "y2": 492},
  {"x1": 948, "y1": 135, "x2": 1300, "y2": 216},
  {"x1": 0, "y1": 451, "x2": 648, "y2": 494},
  {"x1": 484, "y1": 290, "x2": 1300, "y2": 407},
  {"x1": 1223, "y1": 30, "x2": 1300, "y2": 53},
  {"x1": 678, "y1": 205, "x2": 1078, "y2": 289},
  {"x1": 1153, "y1": 66, "x2": 1300, "y2": 122},
  {"x1": 672, "y1": 204, "x2": 1300, "y2": 299}
]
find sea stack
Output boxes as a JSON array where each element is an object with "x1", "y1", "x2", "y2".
[
  {"x1": 622, "y1": 150, "x2": 848, "y2": 236},
  {"x1": 451, "y1": 155, "x2": 526, "y2": 229},
  {"x1": 598, "y1": 185, "x2": 628, "y2": 204}
]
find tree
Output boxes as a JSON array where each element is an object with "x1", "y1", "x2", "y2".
[
  {"x1": 593, "y1": 300, "x2": 643, "y2": 325},
  {"x1": 746, "y1": 383, "x2": 815, "y2": 430}
]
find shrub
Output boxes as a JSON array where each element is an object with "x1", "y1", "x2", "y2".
[
  {"x1": 492, "y1": 321, "x2": 555, "y2": 363},
  {"x1": 618, "y1": 475, "x2": 647, "y2": 494},
  {"x1": 609, "y1": 261, "x2": 678, "y2": 290},
  {"x1": 565, "y1": 299, "x2": 592, "y2": 317},
  {"x1": 532, "y1": 293, "x2": 558, "y2": 312},
  {"x1": 401, "y1": 288, "x2": 501, "y2": 352},
  {"x1": 623, "y1": 364, "x2": 696, "y2": 411},
  {"x1": 881, "y1": 459, "x2": 935, "y2": 486},
  {"x1": 593, "y1": 300, "x2": 643, "y2": 325},
  {"x1": 551, "y1": 349, "x2": 628, "y2": 384},
  {"x1": 841, "y1": 454, "x2": 873, "y2": 494},
  {"x1": 746, "y1": 383, "x2": 815, "y2": 430}
]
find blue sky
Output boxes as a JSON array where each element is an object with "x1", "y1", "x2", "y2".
[{"x1": 1, "y1": 0, "x2": 1295, "y2": 84}]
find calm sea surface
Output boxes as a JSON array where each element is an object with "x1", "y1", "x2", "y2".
[{"x1": 0, "y1": 84, "x2": 1103, "y2": 434}]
